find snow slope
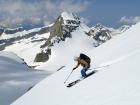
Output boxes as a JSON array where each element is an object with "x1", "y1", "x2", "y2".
[
  {"x1": 0, "y1": 51, "x2": 49, "y2": 105},
  {"x1": 3, "y1": 32, "x2": 50, "y2": 66},
  {"x1": 11, "y1": 22, "x2": 140, "y2": 105}
]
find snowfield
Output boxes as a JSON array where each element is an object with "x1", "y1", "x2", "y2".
[
  {"x1": 11, "y1": 22, "x2": 140, "y2": 105},
  {"x1": 0, "y1": 51, "x2": 49, "y2": 105},
  {"x1": 3, "y1": 31, "x2": 50, "y2": 66}
]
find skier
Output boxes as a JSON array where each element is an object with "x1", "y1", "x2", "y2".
[{"x1": 73, "y1": 53, "x2": 91, "y2": 78}]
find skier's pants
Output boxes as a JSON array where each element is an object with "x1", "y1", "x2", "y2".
[{"x1": 81, "y1": 68, "x2": 87, "y2": 77}]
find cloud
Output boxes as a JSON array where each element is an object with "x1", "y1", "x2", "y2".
[
  {"x1": 58, "y1": 0, "x2": 89, "y2": 13},
  {"x1": 120, "y1": 16, "x2": 140, "y2": 25},
  {"x1": 0, "y1": 0, "x2": 90, "y2": 28}
]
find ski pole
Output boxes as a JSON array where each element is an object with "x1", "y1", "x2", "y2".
[
  {"x1": 64, "y1": 70, "x2": 73, "y2": 83},
  {"x1": 88, "y1": 65, "x2": 110, "y2": 70},
  {"x1": 93, "y1": 65, "x2": 109, "y2": 70}
]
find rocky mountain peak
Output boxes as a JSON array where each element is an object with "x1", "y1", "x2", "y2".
[
  {"x1": 118, "y1": 25, "x2": 130, "y2": 32},
  {"x1": 40, "y1": 12, "x2": 81, "y2": 48},
  {"x1": 87, "y1": 23, "x2": 129, "y2": 46},
  {"x1": 94, "y1": 23, "x2": 105, "y2": 29}
]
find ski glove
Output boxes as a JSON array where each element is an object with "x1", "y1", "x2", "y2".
[{"x1": 73, "y1": 67, "x2": 76, "y2": 70}]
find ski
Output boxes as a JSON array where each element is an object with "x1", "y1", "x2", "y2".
[
  {"x1": 66, "y1": 70, "x2": 97, "y2": 88},
  {"x1": 67, "y1": 79, "x2": 81, "y2": 87}
]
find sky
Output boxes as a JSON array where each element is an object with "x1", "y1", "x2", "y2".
[{"x1": 0, "y1": 0, "x2": 140, "y2": 29}]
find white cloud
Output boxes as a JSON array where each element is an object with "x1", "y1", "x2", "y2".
[
  {"x1": 80, "y1": 17, "x2": 90, "y2": 24},
  {"x1": 44, "y1": 0, "x2": 89, "y2": 18},
  {"x1": 59, "y1": 0, "x2": 88, "y2": 13},
  {"x1": 0, "y1": 0, "x2": 90, "y2": 28},
  {"x1": 120, "y1": 16, "x2": 140, "y2": 25}
]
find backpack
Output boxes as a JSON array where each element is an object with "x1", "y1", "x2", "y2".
[{"x1": 79, "y1": 53, "x2": 91, "y2": 64}]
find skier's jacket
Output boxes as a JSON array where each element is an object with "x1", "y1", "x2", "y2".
[{"x1": 79, "y1": 53, "x2": 91, "y2": 67}]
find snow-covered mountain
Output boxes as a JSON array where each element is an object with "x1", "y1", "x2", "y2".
[
  {"x1": 0, "y1": 26, "x2": 52, "y2": 50},
  {"x1": 0, "y1": 51, "x2": 48, "y2": 105},
  {"x1": 0, "y1": 27, "x2": 24, "y2": 36},
  {"x1": 1, "y1": 12, "x2": 91, "y2": 66},
  {"x1": 1, "y1": 12, "x2": 129, "y2": 67},
  {"x1": 87, "y1": 23, "x2": 130, "y2": 46},
  {"x1": 11, "y1": 22, "x2": 140, "y2": 105},
  {"x1": 0, "y1": 27, "x2": 24, "y2": 40},
  {"x1": 0, "y1": 25, "x2": 53, "y2": 66}
]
